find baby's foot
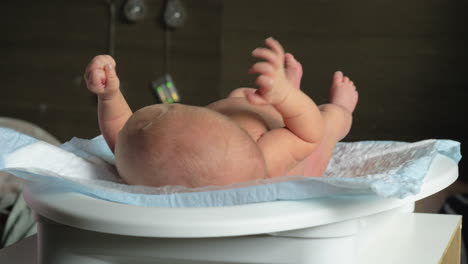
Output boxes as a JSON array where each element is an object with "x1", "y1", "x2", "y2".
[
  {"x1": 84, "y1": 55, "x2": 120, "y2": 100},
  {"x1": 285, "y1": 53, "x2": 302, "y2": 90},
  {"x1": 247, "y1": 37, "x2": 295, "y2": 105},
  {"x1": 329, "y1": 71, "x2": 358, "y2": 113}
]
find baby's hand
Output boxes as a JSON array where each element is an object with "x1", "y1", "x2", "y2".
[
  {"x1": 84, "y1": 55, "x2": 120, "y2": 99},
  {"x1": 247, "y1": 37, "x2": 292, "y2": 105}
]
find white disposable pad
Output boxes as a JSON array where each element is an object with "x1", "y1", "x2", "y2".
[{"x1": 0, "y1": 128, "x2": 461, "y2": 207}]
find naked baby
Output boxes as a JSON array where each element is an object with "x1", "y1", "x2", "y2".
[{"x1": 84, "y1": 37, "x2": 358, "y2": 188}]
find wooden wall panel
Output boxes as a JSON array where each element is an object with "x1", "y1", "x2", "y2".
[
  {"x1": 1, "y1": 0, "x2": 110, "y2": 139},
  {"x1": 1, "y1": 0, "x2": 222, "y2": 141},
  {"x1": 168, "y1": 0, "x2": 222, "y2": 106}
]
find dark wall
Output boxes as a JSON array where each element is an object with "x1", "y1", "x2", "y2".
[
  {"x1": 2, "y1": 0, "x2": 467, "y2": 178},
  {"x1": 1, "y1": 0, "x2": 222, "y2": 139}
]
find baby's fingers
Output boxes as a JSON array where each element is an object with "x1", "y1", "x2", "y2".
[
  {"x1": 254, "y1": 75, "x2": 286, "y2": 105},
  {"x1": 91, "y1": 55, "x2": 115, "y2": 67},
  {"x1": 85, "y1": 69, "x2": 106, "y2": 94},
  {"x1": 85, "y1": 55, "x2": 115, "y2": 74},
  {"x1": 246, "y1": 90, "x2": 270, "y2": 105},
  {"x1": 254, "y1": 75, "x2": 275, "y2": 102},
  {"x1": 265, "y1": 37, "x2": 285, "y2": 59},
  {"x1": 252, "y1": 48, "x2": 282, "y2": 69},
  {"x1": 104, "y1": 64, "x2": 120, "y2": 93},
  {"x1": 248, "y1": 62, "x2": 274, "y2": 76},
  {"x1": 256, "y1": 75, "x2": 273, "y2": 90}
]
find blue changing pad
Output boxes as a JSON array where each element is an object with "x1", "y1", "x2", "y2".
[{"x1": 0, "y1": 128, "x2": 461, "y2": 207}]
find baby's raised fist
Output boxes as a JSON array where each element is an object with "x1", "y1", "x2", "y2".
[{"x1": 84, "y1": 55, "x2": 120, "y2": 99}]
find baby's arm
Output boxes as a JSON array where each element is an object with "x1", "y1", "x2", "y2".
[
  {"x1": 84, "y1": 55, "x2": 132, "y2": 152},
  {"x1": 246, "y1": 38, "x2": 324, "y2": 176}
]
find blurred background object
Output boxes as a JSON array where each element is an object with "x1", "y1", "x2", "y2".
[{"x1": 0, "y1": 118, "x2": 60, "y2": 248}]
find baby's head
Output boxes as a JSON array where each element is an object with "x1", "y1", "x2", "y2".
[{"x1": 115, "y1": 104, "x2": 267, "y2": 188}]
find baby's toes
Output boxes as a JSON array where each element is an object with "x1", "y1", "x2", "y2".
[
  {"x1": 285, "y1": 53, "x2": 302, "y2": 89},
  {"x1": 285, "y1": 54, "x2": 302, "y2": 74},
  {"x1": 344, "y1": 76, "x2": 357, "y2": 91},
  {"x1": 332, "y1": 71, "x2": 344, "y2": 85},
  {"x1": 350, "y1": 81, "x2": 356, "y2": 91}
]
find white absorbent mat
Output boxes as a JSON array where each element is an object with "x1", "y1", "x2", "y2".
[{"x1": 0, "y1": 128, "x2": 461, "y2": 207}]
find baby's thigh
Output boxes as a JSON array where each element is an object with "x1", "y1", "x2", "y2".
[
  {"x1": 285, "y1": 160, "x2": 306, "y2": 176},
  {"x1": 286, "y1": 141, "x2": 336, "y2": 177},
  {"x1": 286, "y1": 153, "x2": 327, "y2": 177}
]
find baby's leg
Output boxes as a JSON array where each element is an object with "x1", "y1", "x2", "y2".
[
  {"x1": 84, "y1": 55, "x2": 132, "y2": 151},
  {"x1": 301, "y1": 71, "x2": 358, "y2": 177}
]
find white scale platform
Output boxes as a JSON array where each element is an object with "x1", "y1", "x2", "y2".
[
  {"x1": 1, "y1": 154, "x2": 460, "y2": 264},
  {"x1": 0, "y1": 213, "x2": 461, "y2": 264}
]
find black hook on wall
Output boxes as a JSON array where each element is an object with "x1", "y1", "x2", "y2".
[
  {"x1": 123, "y1": 0, "x2": 146, "y2": 23},
  {"x1": 163, "y1": 0, "x2": 186, "y2": 29}
]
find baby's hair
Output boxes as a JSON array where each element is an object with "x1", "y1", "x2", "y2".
[{"x1": 115, "y1": 104, "x2": 267, "y2": 187}]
